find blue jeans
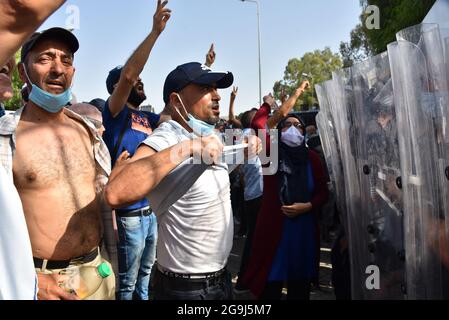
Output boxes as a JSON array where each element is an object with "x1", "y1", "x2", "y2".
[{"x1": 116, "y1": 212, "x2": 157, "y2": 300}]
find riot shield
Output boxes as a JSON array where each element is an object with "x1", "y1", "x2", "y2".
[
  {"x1": 325, "y1": 71, "x2": 369, "y2": 300},
  {"x1": 388, "y1": 23, "x2": 448, "y2": 299},
  {"x1": 350, "y1": 52, "x2": 405, "y2": 299},
  {"x1": 445, "y1": 36, "x2": 449, "y2": 277},
  {"x1": 315, "y1": 86, "x2": 347, "y2": 218}
]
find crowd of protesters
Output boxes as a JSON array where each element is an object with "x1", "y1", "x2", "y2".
[{"x1": 0, "y1": 0, "x2": 335, "y2": 301}]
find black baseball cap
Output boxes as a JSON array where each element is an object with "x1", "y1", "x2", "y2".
[
  {"x1": 89, "y1": 98, "x2": 106, "y2": 113},
  {"x1": 106, "y1": 66, "x2": 123, "y2": 95},
  {"x1": 163, "y1": 62, "x2": 234, "y2": 103},
  {"x1": 21, "y1": 27, "x2": 79, "y2": 63}
]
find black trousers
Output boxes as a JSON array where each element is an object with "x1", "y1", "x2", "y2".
[
  {"x1": 152, "y1": 269, "x2": 233, "y2": 300},
  {"x1": 259, "y1": 280, "x2": 311, "y2": 300},
  {"x1": 237, "y1": 196, "x2": 262, "y2": 281}
]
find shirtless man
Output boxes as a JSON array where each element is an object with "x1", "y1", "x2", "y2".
[{"x1": 0, "y1": 28, "x2": 114, "y2": 300}]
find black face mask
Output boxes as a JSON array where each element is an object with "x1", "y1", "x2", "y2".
[{"x1": 127, "y1": 87, "x2": 146, "y2": 107}]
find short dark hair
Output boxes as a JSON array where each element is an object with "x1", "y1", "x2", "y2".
[
  {"x1": 241, "y1": 109, "x2": 257, "y2": 129},
  {"x1": 89, "y1": 98, "x2": 106, "y2": 113},
  {"x1": 106, "y1": 66, "x2": 123, "y2": 95}
]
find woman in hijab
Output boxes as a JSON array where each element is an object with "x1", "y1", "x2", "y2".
[{"x1": 243, "y1": 114, "x2": 328, "y2": 300}]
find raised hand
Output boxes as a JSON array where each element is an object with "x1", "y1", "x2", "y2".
[
  {"x1": 152, "y1": 0, "x2": 172, "y2": 35},
  {"x1": 280, "y1": 88, "x2": 287, "y2": 104},
  {"x1": 230, "y1": 86, "x2": 238, "y2": 102},
  {"x1": 205, "y1": 43, "x2": 216, "y2": 67},
  {"x1": 298, "y1": 80, "x2": 310, "y2": 92},
  {"x1": 263, "y1": 93, "x2": 276, "y2": 108}
]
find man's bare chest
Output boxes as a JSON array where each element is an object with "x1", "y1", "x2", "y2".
[{"x1": 13, "y1": 124, "x2": 96, "y2": 188}]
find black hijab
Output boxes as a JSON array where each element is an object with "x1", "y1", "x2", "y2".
[{"x1": 277, "y1": 115, "x2": 312, "y2": 206}]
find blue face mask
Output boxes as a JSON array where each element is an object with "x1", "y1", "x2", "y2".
[
  {"x1": 175, "y1": 94, "x2": 215, "y2": 136},
  {"x1": 23, "y1": 66, "x2": 72, "y2": 113}
]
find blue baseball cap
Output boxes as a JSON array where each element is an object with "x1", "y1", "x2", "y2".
[
  {"x1": 106, "y1": 66, "x2": 123, "y2": 94},
  {"x1": 163, "y1": 62, "x2": 234, "y2": 103}
]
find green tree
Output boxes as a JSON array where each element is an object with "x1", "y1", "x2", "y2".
[
  {"x1": 341, "y1": 0, "x2": 436, "y2": 63},
  {"x1": 4, "y1": 50, "x2": 24, "y2": 111},
  {"x1": 362, "y1": 0, "x2": 436, "y2": 54},
  {"x1": 339, "y1": 23, "x2": 374, "y2": 68},
  {"x1": 273, "y1": 48, "x2": 342, "y2": 111}
]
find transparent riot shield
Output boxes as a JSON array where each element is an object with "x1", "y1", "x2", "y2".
[
  {"x1": 350, "y1": 52, "x2": 405, "y2": 299},
  {"x1": 388, "y1": 23, "x2": 447, "y2": 299},
  {"x1": 325, "y1": 71, "x2": 369, "y2": 300},
  {"x1": 445, "y1": 36, "x2": 449, "y2": 280},
  {"x1": 315, "y1": 86, "x2": 347, "y2": 218}
]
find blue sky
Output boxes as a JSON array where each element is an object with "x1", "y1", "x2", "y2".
[{"x1": 39, "y1": 0, "x2": 361, "y2": 115}]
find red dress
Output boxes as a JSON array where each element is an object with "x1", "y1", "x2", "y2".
[{"x1": 241, "y1": 104, "x2": 328, "y2": 297}]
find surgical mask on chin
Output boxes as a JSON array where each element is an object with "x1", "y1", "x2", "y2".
[
  {"x1": 281, "y1": 126, "x2": 305, "y2": 147},
  {"x1": 23, "y1": 66, "x2": 72, "y2": 113},
  {"x1": 174, "y1": 93, "x2": 215, "y2": 136}
]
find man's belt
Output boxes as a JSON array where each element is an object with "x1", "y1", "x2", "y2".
[
  {"x1": 156, "y1": 266, "x2": 228, "y2": 291},
  {"x1": 115, "y1": 206, "x2": 152, "y2": 217},
  {"x1": 157, "y1": 264, "x2": 226, "y2": 280},
  {"x1": 34, "y1": 247, "x2": 99, "y2": 270}
]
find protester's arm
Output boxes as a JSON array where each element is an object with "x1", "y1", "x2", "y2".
[
  {"x1": 251, "y1": 104, "x2": 270, "y2": 131},
  {"x1": 267, "y1": 80, "x2": 309, "y2": 129},
  {"x1": 205, "y1": 43, "x2": 216, "y2": 68},
  {"x1": 0, "y1": 0, "x2": 66, "y2": 66},
  {"x1": 105, "y1": 134, "x2": 223, "y2": 207},
  {"x1": 228, "y1": 86, "x2": 242, "y2": 128},
  {"x1": 0, "y1": 57, "x2": 15, "y2": 102},
  {"x1": 108, "y1": 0, "x2": 171, "y2": 117}
]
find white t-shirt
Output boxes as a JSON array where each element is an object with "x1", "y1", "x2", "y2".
[
  {"x1": 141, "y1": 121, "x2": 233, "y2": 274},
  {"x1": 0, "y1": 166, "x2": 37, "y2": 300}
]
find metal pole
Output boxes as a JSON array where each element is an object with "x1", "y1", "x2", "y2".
[
  {"x1": 255, "y1": 1, "x2": 262, "y2": 106},
  {"x1": 241, "y1": 0, "x2": 262, "y2": 106}
]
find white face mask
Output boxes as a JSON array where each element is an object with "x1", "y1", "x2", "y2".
[{"x1": 281, "y1": 125, "x2": 304, "y2": 147}]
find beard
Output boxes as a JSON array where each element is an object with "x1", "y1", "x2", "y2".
[
  {"x1": 205, "y1": 102, "x2": 220, "y2": 125},
  {"x1": 128, "y1": 87, "x2": 146, "y2": 107},
  {"x1": 205, "y1": 114, "x2": 219, "y2": 125}
]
